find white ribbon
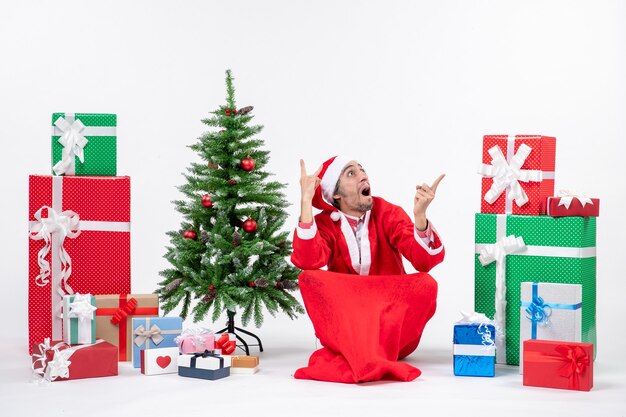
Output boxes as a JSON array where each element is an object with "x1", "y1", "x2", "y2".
[
  {"x1": 67, "y1": 293, "x2": 96, "y2": 322},
  {"x1": 453, "y1": 344, "x2": 496, "y2": 357},
  {"x1": 28, "y1": 206, "x2": 80, "y2": 294},
  {"x1": 32, "y1": 338, "x2": 72, "y2": 382},
  {"x1": 478, "y1": 142, "x2": 543, "y2": 213},
  {"x1": 52, "y1": 116, "x2": 89, "y2": 176},
  {"x1": 477, "y1": 234, "x2": 526, "y2": 363},
  {"x1": 66, "y1": 293, "x2": 96, "y2": 344},
  {"x1": 557, "y1": 189, "x2": 594, "y2": 209}
]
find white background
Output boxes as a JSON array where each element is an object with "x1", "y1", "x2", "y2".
[{"x1": 1, "y1": 0, "x2": 625, "y2": 415}]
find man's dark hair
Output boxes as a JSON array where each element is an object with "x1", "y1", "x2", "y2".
[{"x1": 332, "y1": 181, "x2": 341, "y2": 209}]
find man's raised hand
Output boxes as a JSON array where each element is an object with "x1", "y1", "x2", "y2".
[
  {"x1": 413, "y1": 174, "x2": 445, "y2": 230},
  {"x1": 300, "y1": 159, "x2": 323, "y2": 203}
]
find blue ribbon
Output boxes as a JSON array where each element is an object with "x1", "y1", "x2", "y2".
[{"x1": 521, "y1": 282, "x2": 582, "y2": 339}]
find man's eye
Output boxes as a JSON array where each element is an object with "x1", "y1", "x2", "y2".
[{"x1": 347, "y1": 171, "x2": 354, "y2": 176}]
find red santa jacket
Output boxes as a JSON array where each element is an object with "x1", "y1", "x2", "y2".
[{"x1": 291, "y1": 196, "x2": 444, "y2": 275}]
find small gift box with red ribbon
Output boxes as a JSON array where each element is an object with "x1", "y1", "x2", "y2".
[
  {"x1": 478, "y1": 134, "x2": 556, "y2": 215},
  {"x1": 519, "y1": 282, "x2": 582, "y2": 373},
  {"x1": 141, "y1": 347, "x2": 179, "y2": 376},
  {"x1": 95, "y1": 294, "x2": 159, "y2": 361},
  {"x1": 28, "y1": 175, "x2": 131, "y2": 354},
  {"x1": 178, "y1": 351, "x2": 230, "y2": 381},
  {"x1": 132, "y1": 316, "x2": 183, "y2": 368},
  {"x1": 214, "y1": 333, "x2": 237, "y2": 355},
  {"x1": 175, "y1": 328, "x2": 215, "y2": 354},
  {"x1": 32, "y1": 338, "x2": 118, "y2": 382},
  {"x1": 523, "y1": 339, "x2": 593, "y2": 391},
  {"x1": 62, "y1": 293, "x2": 96, "y2": 345},
  {"x1": 546, "y1": 190, "x2": 600, "y2": 217}
]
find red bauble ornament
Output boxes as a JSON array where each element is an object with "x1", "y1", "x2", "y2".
[
  {"x1": 228, "y1": 179, "x2": 237, "y2": 185},
  {"x1": 183, "y1": 228, "x2": 197, "y2": 240},
  {"x1": 240, "y1": 156, "x2": 255, "y2": 172},
  {"x1": 201, "y1": 194, "x2": 213, "y2": 208},
  {"x1": 225, "y1": 109, "x2": 231, "y2": 116},
  {"x1": 248, "y1": 281, "x2": 255, "y2": 287},
  {"x1": 232, "y1": 108, "x2": 238, "y2": 114},
  {"x1": 209, "y1": 284, "x2": 214, "y2": 290},
  {"x1": 242, "y1": 218, "x2": 257, "y2": 233}
]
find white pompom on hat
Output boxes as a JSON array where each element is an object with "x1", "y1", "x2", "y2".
[{"x1": 312, "y1": 156, "x2": 350, "y2": 221}]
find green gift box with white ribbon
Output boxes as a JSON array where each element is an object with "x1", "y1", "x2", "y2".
[
  {"x1": 474, "y1": 213, "x2": 596, "y2": 366},
  {"x1": 51, "y1": 113, "x2": 117, "y2": 176},
  {"x1": 62, "y1": 293, "x2": 97, "y2": 345}
]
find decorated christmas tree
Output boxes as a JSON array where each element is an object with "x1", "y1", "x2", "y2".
[{"x1": 157, "y1": 70, "x2": 303, "y2": 331}]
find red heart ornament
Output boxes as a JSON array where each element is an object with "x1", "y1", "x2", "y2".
[{"x1": 156, "y1": 355, "x2": 172, "y2": 369}]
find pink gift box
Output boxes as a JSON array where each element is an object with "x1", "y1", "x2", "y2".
[{"x1": 176, "y1": 329, "x2": 215, "y2": 354}]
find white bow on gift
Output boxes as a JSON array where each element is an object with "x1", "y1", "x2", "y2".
[
  {"x1": 29, "y1": 206, "x2": 81, "y2": 294},
  {"x1": 52, "y1": 116, "x2": 89, "y2": 176},
  {"x1": 457, "y1": 311, "x2": 491, "y2": 325},
  {"x1": 477, "y1": 235, "x2": 526, "y2": 362},
  {"x1": 478, "y1": 144, "x2": 543, "y2": 208},
  {"x1": 68, "y1": 293, "x2": 96, "y2": 322},
  {"x1": 557, "y1": 189, "x2": 594, "y2": 209},
  {"x1": 31, "y1": 338, "x2": 71, "y2": 382}
]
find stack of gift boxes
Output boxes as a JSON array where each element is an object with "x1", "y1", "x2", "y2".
[
  {"x1": 28, "y1": 112, "x2": 259, "y2": 382},
  {"x1": 453, "y1": 134, "x2": 598, "y2": 391}
]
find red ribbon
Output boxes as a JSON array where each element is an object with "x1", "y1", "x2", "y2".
[
  {"x1": 554, "y1": 345, "x2": 589, "y2": 389},
  {"x1": 111, "y1": 297, "x2": 138, "y2": 325},
  {"x1": 96, "y1": 295, "x2": 158, "y2": 361},
  {"x1": 527, "y1": 344, "x2": 589, "y2": 390},
  {"x1": 215, "y1": 334, "x2": 236, "y2": 354}
]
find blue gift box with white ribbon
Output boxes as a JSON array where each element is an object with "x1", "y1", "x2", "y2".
[{"x1": 453, "y1": 323, "x2": 496, "y2": 377}]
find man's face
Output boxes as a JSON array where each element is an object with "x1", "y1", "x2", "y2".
[{"x1": 333, "y1": 160, "x2": 373, "y2": 216}]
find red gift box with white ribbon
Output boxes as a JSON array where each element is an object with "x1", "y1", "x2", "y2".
[
  {"x1": 28, "y1": 175, "x2": 131, "y2": 353},
  {"x1": 478, "y1": 135, "x2": 556, "y2": 215},
  {"x1": 546, "y1": 190, "x2": 600, "y2": 217},
  {"x1": 523, "y1": 339, "x2": 593, "y2": 391},
  {"x1": 32, "y1": 338, "x2": 118, "y2": 382}
]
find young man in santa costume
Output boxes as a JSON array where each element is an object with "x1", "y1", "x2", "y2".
[
  {"x1": 291, "y1": 156, "x2": 445, "y2": 383},
  {"x1": 292, "y1": 156, "x2": 445, "y2": 275}
]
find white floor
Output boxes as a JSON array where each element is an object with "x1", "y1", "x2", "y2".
[{"x1": 2, "y1": 334, "x2": 624, "y2": 417}]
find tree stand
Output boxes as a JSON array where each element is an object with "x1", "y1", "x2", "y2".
[{"x1": 215, "y1": 310, "x2": 264, "y2": 356}]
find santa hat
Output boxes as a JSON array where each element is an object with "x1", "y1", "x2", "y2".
[{"x1": 312, "y1": 156, "x2": 350, "y2": 221}]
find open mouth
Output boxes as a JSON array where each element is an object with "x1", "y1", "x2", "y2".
[{"x1": 360, "y1": 184, "x2": 371, "y2": 197}]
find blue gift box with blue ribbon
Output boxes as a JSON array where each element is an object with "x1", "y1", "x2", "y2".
[
  {"x1": 519, "y1": 281, "x2": 582, "y2": 372},
  {"x1": 453, "y1": 322, "x2": 496, "y2": 377}
]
